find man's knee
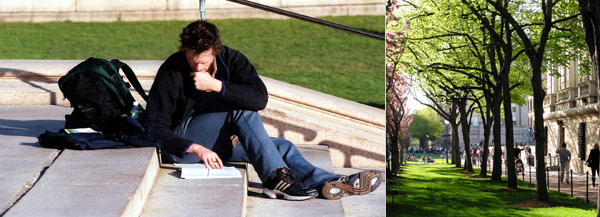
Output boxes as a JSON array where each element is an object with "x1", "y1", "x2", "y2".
[
  {"x1": 272, "y1": 138, "x2": 296, "y2": 153},
  {"x1": 236, "y1": 110, "x2": 262, "y2": 123},
  {"x1": 239, "y1": 110, "x2": 259, "y2": 116}
]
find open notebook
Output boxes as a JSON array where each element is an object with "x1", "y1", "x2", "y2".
[{"x1": 174, "y1": 163, "x2": 242, "y2": 179}]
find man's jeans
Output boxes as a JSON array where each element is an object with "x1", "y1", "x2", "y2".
[
  {"x1": 560, "y1": 161, "x2": 570, "y2": 182},
  {"x1": 164, "y1": 110, "x2": 340, "y2": 189}
]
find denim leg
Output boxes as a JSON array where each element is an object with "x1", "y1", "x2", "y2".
[
  {"x1": 270, "y1": 138, "x2": 340, "y2": 189},
  {"x1": 230, "y1": 110, "x2": 288, "y2": 182},
  {"x1": 167, "y1": 110, "x2": 286, "y2": 182},
  {"x1": 168, "y1": 110, "x2": 337, "y2": 186},
  {"x1": 229, "y1": 137, "x2": 340, "y2": 188}
]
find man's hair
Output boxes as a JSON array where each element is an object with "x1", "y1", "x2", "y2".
[
  {"x1": 562, "y1": 143, "x2": 567, "y2": 148},
  {"x1": 179, "y1": 20, "x2": 221, "y2": 54}
]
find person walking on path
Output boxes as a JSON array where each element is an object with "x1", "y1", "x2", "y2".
[
  {"x1": 556, "y1": 143, "x2": 572, "y2": 183},
  {"x1": 472, "y1": 147, "x2": 478, "y2": 167},
  {"x1": 586, "y1": 143, "x2": 600, "y2": 187},
  {"x1": 514, "y1": 143, "x2": 522, "y2": 160},
  {"x1": 525, "y1": 145, "x2": 534, "y2": 167}
]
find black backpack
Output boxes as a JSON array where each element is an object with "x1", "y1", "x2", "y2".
[{"x1": 58, "y1": 57, "x2": 148, "y2": 132}]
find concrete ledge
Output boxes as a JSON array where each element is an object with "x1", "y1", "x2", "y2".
[
  {"x1": 262, "y1": 77, "x2": 382, "y2": 128},
  {"x1": 0, "y1": 1, "x2": 385, "y2": 22},
  {"x1": 0, "y1": 60, "x2": 383, "y2": 127},
  {"x1": 4, "y1": 148, "x2": 159, "y2": 217},
  {"x1": 0, "y1": 60, "x2": 160, "y2": 79},
  {"x1": 544, "y1": 103, "x2": 600, "y2": 120},
  {"x1": 262, "y1": 96, "x2": 384, "y2": 168}
]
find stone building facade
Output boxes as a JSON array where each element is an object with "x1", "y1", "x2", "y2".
[
  {"x1": 534, "y1": 59, "x2": 599, "y2": 174},
  {"x1": 453, "y1": 102, "x2": 531, "y2": 148}
]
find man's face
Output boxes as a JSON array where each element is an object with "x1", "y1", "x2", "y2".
[{"x1": 185, "y1": 48, "x2": 215, "y2": 73}]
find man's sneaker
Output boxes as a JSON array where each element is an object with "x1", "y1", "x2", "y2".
[
  {"x1": 263, "y1": 168, "x2": 318, "y2": 201},
  {"x1": 322, "y1": 170, "x2": 382, "y2": 200}
]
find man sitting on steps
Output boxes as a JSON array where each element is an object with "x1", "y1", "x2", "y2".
[{"x1": 141, "y1": 20, "x2": 381, "y2": 201}]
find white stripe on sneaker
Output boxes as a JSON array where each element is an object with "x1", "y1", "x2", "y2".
[
  {"x1": 275, "y1": 181, "x2": 283, "y2": 190},
  {"x1": 280, "y1": 182, "x2": 290, "y2": 191}
]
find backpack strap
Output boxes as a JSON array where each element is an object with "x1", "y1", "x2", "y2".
[{"x1": 111, "y1": 59, "x2": 148, "y2": 102}]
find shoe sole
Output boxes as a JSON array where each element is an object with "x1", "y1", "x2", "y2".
[
  {"x1": 322, "y1": 170, "x2": 382, "y2": 200},
  {"x1": 263, "y1": 189, "x2": 317, "y2": 201}
]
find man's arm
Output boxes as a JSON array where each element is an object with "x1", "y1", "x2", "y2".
[
  {"x1": 145, "y1": 64, "x2": 194, "y2": 158},
  {"x1": 146, "y1": 61, "x2": 225, "y2": 168},
  {"x1": 218, "y1": 48, "x2": 268, "y2": 110}
]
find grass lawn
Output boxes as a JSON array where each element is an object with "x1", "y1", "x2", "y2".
[
  {"x1": 389, "y1": 163, "x2": 596, "y2": 217},
  {"x1": 0, "y1": 16, "x2": 384, "y2": 108}
]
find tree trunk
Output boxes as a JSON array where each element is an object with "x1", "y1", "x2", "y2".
[
  {"x1": 479, "y1": 117, "x2": 492, "y2": 177},
  {"x1": 386, "y1": 137, "x2": 391, "y2": 177},
  {"x1": 399, "y1": 142, "x2": 405, "y2": 166},
  {"x1": 420, "y1": 135, "x2": 427, "y2": 150},
  {"x1": 458, "y1": 98, "x2": 474, "y2": 172},
  {"x1": 390, "y1": 134, "x2": 400, "y2": 174},
  {"x1": 491, "y1": 88, "x2": 503, "y2": 180},
  {"x1": 452, "y1": 123, "x2": 461, "y2": 168},
  {"x1": 531, "y1": 60, "x2": 549, "y2": 202},
  {"x1": 446, "y1": 136, "x2": 450, "y2": 164},
  {"x1": 502, "y1": 73, "x2": 517, "y2": 189}
]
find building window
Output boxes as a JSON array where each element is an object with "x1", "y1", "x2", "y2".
[
  {"x1": 544, "y1": 126, "x2": 548, "y2": 155},
  {"x1": 578, "y1": 123, "x2": 586, "y2": 160}
]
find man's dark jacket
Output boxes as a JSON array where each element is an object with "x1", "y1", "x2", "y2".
[
  {"x1": 141, "y1": 46, "x2": 268, "y2": 157},
  {"x1": 587, "y1": 149, "x2": 600, "y2": 169}
]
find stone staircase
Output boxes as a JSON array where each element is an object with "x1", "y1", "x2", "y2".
[{"x1": 0, "y1": 60, "x2": 385, "y2": 217}]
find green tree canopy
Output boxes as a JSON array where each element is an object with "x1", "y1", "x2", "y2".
[{"x1": 408, "y1": 107, "x2": 444, "y2": 141}]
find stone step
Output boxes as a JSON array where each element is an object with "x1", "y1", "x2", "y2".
[
  {"x1": 334, "y1": 168, "x2": 386, "y2": 217},
  {"x1": 0, "y1": 105, "x2": 70, "y2": 215},
  {"x1": 246, "y1": 145, "x2": 345, "y2": 217},
  {"x1": 0, "y1": 105, "x2": 385, "y2": 216},
  {"x1": 140, "y1": 163, "x2": 248, "y2": 217},
  {"x1": 0, "y1": 105, "x2": 160, "y2": 217},
  {"x1": 4, "y1": 148, "x2": 159, "y2": 217}
]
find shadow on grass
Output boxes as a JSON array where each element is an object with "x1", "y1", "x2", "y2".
[{"x1": 387, "y1": 163, "x2": 597, "y2": 217}]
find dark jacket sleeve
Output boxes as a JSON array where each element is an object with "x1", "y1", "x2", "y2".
[
  {"x1": 144, "y1": 64, "x2": 193, "y2": 158},
  {"x1": 219, "y1": 48, "x2": 268, "y2": 110}
]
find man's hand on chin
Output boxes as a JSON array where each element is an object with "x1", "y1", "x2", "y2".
[{"x1": 191, "y1": 71, "x2": 223, "y2": 93}]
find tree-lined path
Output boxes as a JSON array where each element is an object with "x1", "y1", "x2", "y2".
[{"x1": 386, "y1": 0, "x2": 600, "y2": 215}]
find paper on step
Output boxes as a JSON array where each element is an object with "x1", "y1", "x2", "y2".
[
  {"x1": 174, "y1": 163, "x2": 242, "y2": 179},
  {"x1": 64, "y1": 128, "x2": 100, "y2": 134}
]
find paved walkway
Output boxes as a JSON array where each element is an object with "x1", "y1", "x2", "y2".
[{"x1": 473, "y1": 159, "x2": 599, "y2": 204}]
